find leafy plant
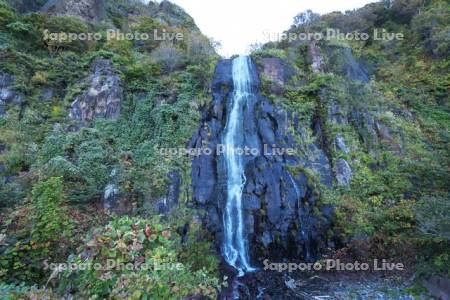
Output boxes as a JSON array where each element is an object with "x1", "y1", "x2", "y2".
[
  {"x1": 0, "y1": 177, "x2": 72, "y2": 283},
  {"x1": 58, "y1": 216, "x2": 220, "y2": 299}
]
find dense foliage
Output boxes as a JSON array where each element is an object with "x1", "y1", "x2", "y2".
[
  {"x1": 58, "y1": 216, "x2": 220, "y2": 299},
  {"x1": 0, "y1": 0, "x2": 221, "y2": 298},
  {"x1": 252, "y1": 0, "x2": 449, "y2": 281},
  {"x1": 0, "y1": 0, "x2": 448, "y2": 298}
]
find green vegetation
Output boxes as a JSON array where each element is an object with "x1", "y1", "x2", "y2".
[
  {"x1": 0, "y1": 0, "x2": 220, "y2": 298},
  {"x1": 0, "y1": 0, "x2": 448, "y2": 298},
  {"x1": 58, "y1": 216, "x2": 220, "y2": 299},
  {"x1": 0, "y1": 177, "x2": 72, "y2": 283},
  {"x1": 251, "y1": 0, "x2": 450, "y2": 285}
]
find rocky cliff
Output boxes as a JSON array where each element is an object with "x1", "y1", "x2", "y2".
[
  {"x1": 40, "y1": 0, "x2": 106, "y2": 23},
  {"x1": 69, "y1": 59, "x2": 123, "y2": 126},
  {"x1": 191, "y1": 57, "x2": 337, "y2": 265}
]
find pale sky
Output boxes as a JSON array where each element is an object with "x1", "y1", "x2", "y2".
[{"x1": 165, "y1": 0, "x2": 375, "y2": 57}]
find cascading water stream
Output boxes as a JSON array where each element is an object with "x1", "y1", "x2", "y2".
[{"x1": 222, "y1": 56, "x2": 256, "y2": 276}]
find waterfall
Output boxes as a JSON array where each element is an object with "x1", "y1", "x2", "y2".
[{"x1": 222, "y1": 56, "x2": 256, "y2": 276}]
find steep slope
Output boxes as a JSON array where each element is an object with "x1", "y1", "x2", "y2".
[
  {"x1": 0, "y1": 0, "x2": 448, "y2": 298},
  {"x1": 191, "y1": 56, "x2": 335, "y2": 267},
  {"x1": 0, "y1": 0, "x2": 221, "y2": 298},
  {"x1": 241, "y1": 0, "x2": 448, "y2": 297},
  {"x1": 192, "y1": 0, "x2": 448, "y2": 298}
]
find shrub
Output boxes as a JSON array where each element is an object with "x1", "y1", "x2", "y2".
[
  {"x1": 0, "y1": 177, "x2": 72, "y2": 283},
  {"x1": 251, "y1": 48, "x2": 286, "y2": 60},
  {"x1": 6, "y1": 20, "x2": 32, "y2": 35},
  {"x1": 104, "y1": 38, "x2": 133, "y2": 57},
  {"x1": 0, "y1": 283, "x2": 56, "y2": 299},
  {"x1": 31, "y1": 177, "x2": 72, "y2": 244},
  {"x1": 151, "y1": 42, "x2": 184, "y2": 73},
  {"x1": 185, "y1": 33, "x2": 216, "y2": 66},
  {"x1": 58, "y1": 216, "x2": 220, "y2": 299},
  {"x1": 0, "y1": 1, "x2": 14, "y2": 26},
  {"x1": 411, "y1": 0, "x2": 450, "y2": 57},
  {"x1": 31, "y1": 15, "x2": 92, "y2": 53},
  {"x1": 178, "y1": 220, "x2": 219, "y2": 274},
  {"x1": 38, "y1": 127, "x2": 114, "y2": 203},
  {"x1": 31, "y1": 71, "x2": 48, "y2": 85},
  {"x1": 415, "y1": 195, "x2": 450, "y2": 240},
  {"x1": 132, "y1": 16, "x2": 162, "y2": 52}
]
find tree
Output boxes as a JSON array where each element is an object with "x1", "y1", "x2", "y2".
[{"x1": 293, "y1": 10, "x2": 320, "y2": 27}]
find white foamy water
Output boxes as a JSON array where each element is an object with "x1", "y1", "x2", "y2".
[{"x1": 222, "y1": 56, "x2": 256, "y2": 276}]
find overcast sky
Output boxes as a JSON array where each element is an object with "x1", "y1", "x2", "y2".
[{"x1": 166, "y1": 0, "x2": 375, "y2": 56}]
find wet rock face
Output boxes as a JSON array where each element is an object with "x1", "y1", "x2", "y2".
[
  {"x1": 103, "y1": 183, "x2": 120, "y2": 213},
  {"x1": 103, "y1": 168, "x2": 121, "y2": 214},
  {"x1": 41, "y1": 0, "x2": 105, "y2": 23},
  {"x1": 69, "y1": 59, "x2": 123, "y2": 125},
  {"x1": 0, "y1": 72, "x2": 23, "y2": 116},
  {"x1": 190, "y1": 58, "x2": 335, "y2": 264}
]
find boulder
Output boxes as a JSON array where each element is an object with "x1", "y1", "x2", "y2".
[
  {"x1": 0, "y1": 72, "x2": 24, "y2": 116},
  {"x1": 69, "y1": 59, "x2": 123, "y2": 124},
  {"x1": 335, "y1": 158, "x2": 352, "y2": 186},
  {"x1": 375, "y1": 121, "x2": 393, "y2": 141},
  {"x1": 40, "y1": 88, "x2": 54, "y2": 101},
  {"x1": 335, "y1": 134, "x2": 350, "y2": 154},
  {"x1": 41, "y1": 0, "x2": 105, "y2": 23},
  {"x1": 260, "y1": 57, "x2": 295, "y2": 94}
]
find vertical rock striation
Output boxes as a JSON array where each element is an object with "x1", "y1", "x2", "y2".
[
  {"x1": 69, "y1": 59, "x2": 123, "y2": 126},
  {"x1": 190, "y1": 57, "x2": 335, "y2": 268}
]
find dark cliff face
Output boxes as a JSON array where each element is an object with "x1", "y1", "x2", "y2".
[{"x1": 190, "y1": 58, "x2": 336, "y2": 264}]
